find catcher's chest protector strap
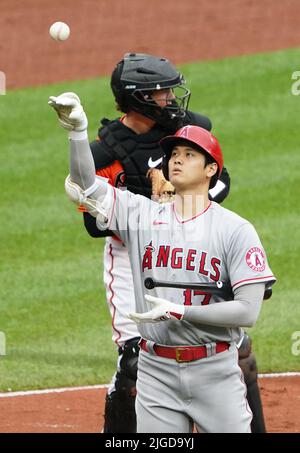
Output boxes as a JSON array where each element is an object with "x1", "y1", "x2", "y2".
[{"x1": 98, "y1": 119, "x2": 166, "y2": 198}]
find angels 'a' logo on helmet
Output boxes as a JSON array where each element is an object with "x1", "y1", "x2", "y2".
[
  {"x1": 245, "y1": 247, "x2": 266, "y2": 272},
  {"x1": 178, "y1": 125, "x2": 192, "y2": 138}
]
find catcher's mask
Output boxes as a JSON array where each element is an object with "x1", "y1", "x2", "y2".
[
  {"x1": 110, "y1": 52, "x2": 190, "y2": 132},
  {"x1": 160, "y1": 125, "x2": 224, "y2": 189}
]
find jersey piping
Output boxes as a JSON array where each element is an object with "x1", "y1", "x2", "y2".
[
  {"x1": 172, "y1": 201, "x2": 212, "y2": 223},
  {"x1": 232, "y1": 275, "x2": 276, "y2": 290}
]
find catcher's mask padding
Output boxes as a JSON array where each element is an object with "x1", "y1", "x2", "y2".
[{"x1": 160, "y1": 125, "x2": 224, "y2": 189}]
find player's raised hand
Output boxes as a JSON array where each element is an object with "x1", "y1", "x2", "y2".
[
  {"x1": 48, "y1": 92, "x2": 88, "y2": 131},
  {"x1": 129, "y1": 295, "x2": 185, "y2": 323}
]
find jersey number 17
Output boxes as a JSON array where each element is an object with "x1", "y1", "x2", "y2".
[{"x1": 183, "y1": 289, "x2": 211, "y2": 306}]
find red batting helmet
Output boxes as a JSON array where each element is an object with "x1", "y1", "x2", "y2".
[{"x1": 160, "y1": 125, "x2": 224, "y2": 188}]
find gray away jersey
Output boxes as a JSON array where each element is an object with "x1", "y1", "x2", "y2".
[{"x1": 102, "y1": 186, "x2": 276, "y2": 346}]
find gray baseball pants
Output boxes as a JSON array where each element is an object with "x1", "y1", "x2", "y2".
[{"x1": 136, "y1": 343, "x2": 252, "y2": 433}]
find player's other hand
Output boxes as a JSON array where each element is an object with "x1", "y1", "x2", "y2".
[
  {"x1": 129, "y1": 295, "x2": 185, "y2": 324},
  {"x1": 48, "y1": 92, "x2": 88, "y2": 131}
]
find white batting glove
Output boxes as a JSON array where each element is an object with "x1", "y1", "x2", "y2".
[
  {"x1": 129, "y1": 295, "x2": 185, "y2": 324},
  {"x1": 48, "y1": 92, "x2": 88, "y2": 132}
]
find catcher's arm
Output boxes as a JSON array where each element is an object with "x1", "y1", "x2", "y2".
[{"x1": 147, "y1": 168, "x2": 175, "y2": 203}]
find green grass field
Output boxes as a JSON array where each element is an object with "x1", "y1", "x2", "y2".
[{"x1": 0, "y1": 47, "x2": 300, "y2": 391}]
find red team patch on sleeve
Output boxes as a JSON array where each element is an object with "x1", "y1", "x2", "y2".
[{"x1": 245, "y1": 247, "x2": 266, "y2": 272}]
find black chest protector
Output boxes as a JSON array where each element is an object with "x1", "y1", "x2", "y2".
[
  {"x1": 97, "y1": 119, "x2": 166, "y2": 198},
  {"x1": 92, "y1": 111, "x2": 212, "y2": 199}
]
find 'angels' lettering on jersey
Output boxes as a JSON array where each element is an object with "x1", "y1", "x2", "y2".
[
  {"x1": 106, "y1": 189, "x2": 276, "y2": 345},
  {"x1": 142, "y1": 242, "x2": 221, "y2": 282}
]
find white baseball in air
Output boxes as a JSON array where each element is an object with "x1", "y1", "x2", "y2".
[{"x1": 49, "y1": 22, "x2": 70, "y2": 41}]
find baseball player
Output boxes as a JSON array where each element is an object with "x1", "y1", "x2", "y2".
[
  {"x1": 49, "y1": 53, "x2": 268, "y2": 433},
  {"x1": 83, "y1": 53, "x2": 267, "y2": 433},
  {"x1": 48, "y1": 93, "x2": 276, "y2": 432},
  {"x1": 73, "y1": 53, "x2": 231, "y2": 433}
]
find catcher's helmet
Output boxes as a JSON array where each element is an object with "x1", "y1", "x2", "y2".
[
  {"x1": 160, "y1": 125, "x2": 224, "y2": 189},
  {"x1": 111, "y1": 52, "x2": 190, "y2": 131}
]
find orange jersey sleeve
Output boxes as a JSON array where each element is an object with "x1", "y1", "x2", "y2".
[{"x1": 96, "y1": 160, "x2": 125, "y2": 187}]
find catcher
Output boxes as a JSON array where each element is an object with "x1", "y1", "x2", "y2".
[{"x1": 65, "y1": 53, "x2": 264, "y2": 433}]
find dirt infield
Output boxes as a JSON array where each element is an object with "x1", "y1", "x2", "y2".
[
  {"x1": 1, "y1": 0, "x2": 300, "y2": 89},
  {"x1": 0, "y1": 376, "x2": 299, "y2": 433}
]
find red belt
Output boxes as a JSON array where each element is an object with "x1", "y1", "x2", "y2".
[{"x1": 140, "y1": 339, "x2": 229, "y2": 363}]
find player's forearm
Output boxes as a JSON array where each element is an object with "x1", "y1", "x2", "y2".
[
  {"x1": 183, "y1": 283, "x2": 265, "y2": 328},
  {"x1": 49, "y1": 92, "x2": 109, "y2": 207},
  {"x1": 69, "y1": 133, "x2": 107, "y2": 201}
]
